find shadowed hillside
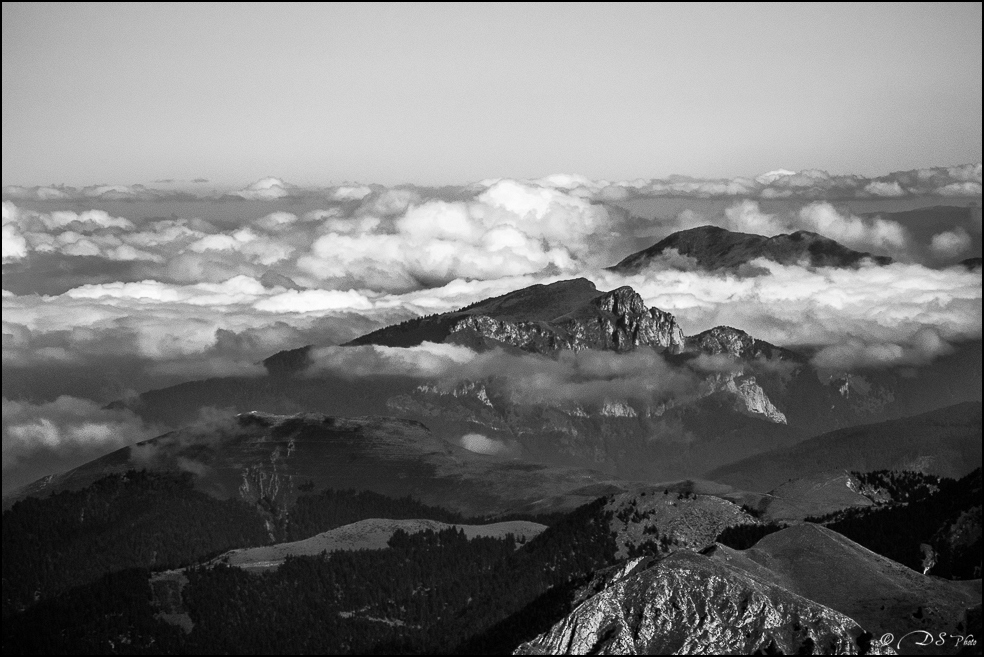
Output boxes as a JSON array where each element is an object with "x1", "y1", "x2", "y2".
[{"x1": 708, "y1": 402, "x2": 983, "y2": 492}]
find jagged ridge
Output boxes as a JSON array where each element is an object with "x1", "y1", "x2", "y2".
[
  {"x1": 684, "y1": 325, "x2": 802, "y2": 362},
  {"x1": 346, "y1": 278, "x2": 686, "y2": 354}
]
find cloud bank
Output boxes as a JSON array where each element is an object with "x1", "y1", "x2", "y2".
[
  {"x1": 2, "y1": 166, "x2": 980, "y2": 489},
  {"x1": 4, "y1": 164, "x2": 980, "y2": 203},
  {"x1": 2, "y1": 396, "x2": 160, "y2": 493}
]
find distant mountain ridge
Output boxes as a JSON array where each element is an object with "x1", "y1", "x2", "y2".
[
  {"x1": 708, "y1": 401, "x2": 983, "y2": 492},
  {"x1": 610, "y1": 225, "x2": 893, "y2": 272},
  {"x1": 684, "y1": 325, "x2": 802, "y2": 362},
  {"x1": 135, "y1": 272, "x2": 980, "y2": 486},
  {"x1": 4, "y1": 412, "x2": 635, "y2": 517},
  {"x1": 97, "y1": 223, "x2": 982, "y2": 488}
]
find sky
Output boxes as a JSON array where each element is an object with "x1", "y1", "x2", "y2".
[
  {"x1": 2, "y1": 2, "x2": 982, "y2": 187},
  {"x1": 2, "y1": 3, "x2": 982, "y2": 493}
]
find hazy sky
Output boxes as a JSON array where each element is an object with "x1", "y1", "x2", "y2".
[{"x1": 3, "y1": 2, "x2": 982, "y2": 186}]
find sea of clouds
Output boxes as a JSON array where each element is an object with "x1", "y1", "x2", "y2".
[{"x1": 3, "y1": 165, "x2": 981, "y2": 491}]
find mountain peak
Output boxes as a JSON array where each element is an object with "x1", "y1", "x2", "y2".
[
  {"x1": 610, "y1": 225, "x2": 893, "y2": 272},
  {"x1": 592, "y1": 285, "x2": 648, "y2": 317},
  {"x1": 517, "y1": 548, "x2": 887, "y2": 655},
  {"x1": 456, "y1": 277, "x2": 601, "y2": 323},
  {"x1": 685, "y1": 325, "x2": 800, "y2": 362},
  {"x1": 347, "y1": 279, "x2": 686, "y2": 354}
]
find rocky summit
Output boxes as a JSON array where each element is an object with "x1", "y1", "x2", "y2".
[
  {"x1": 346, "y1": 278, "x2": 686, "y2": 354},
  {"x1": 610, "y1": 225, "x2": 894, "y2": 272},
  {"x1": 515, "y1": 550, "x2": 890, "y2": 655},
  {"x1": 684, "y1": 325, "x2": 801, "y2": 362}
]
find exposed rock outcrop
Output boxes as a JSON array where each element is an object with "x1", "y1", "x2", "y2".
[
  {"x1": 515, "y1": 550, "x2": 891, "y2": 655},
  {"x1": 722, "y1": 374, "x2": 788, "y2": 424},
  {"x1": 685, "y1": 325, "x2": 800, "y2": 362}
]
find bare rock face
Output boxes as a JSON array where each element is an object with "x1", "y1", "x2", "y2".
[
  {"x1": 446, "y1": 286, "x2": 686, "y2": 354},
  {"x1": 515, "y1": 550, "x2": 892, "y2": 655},
  {"x1": 685, "y1": 325, "x2": 800, "y2": 362},
  {"x1": 722, "y1": 375, "x2": 788, "y2": 424},
  {"x1": 588, "y1": 287, "x2": 686, "y2": 352}
]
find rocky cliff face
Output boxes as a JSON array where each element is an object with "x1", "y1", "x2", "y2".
[
  {"x1": 440, "y1": 286, "x2": 687, "y2": 355},
  {"x1": 387, "y1": 380, "x2": 800, "y2": 481},
  {"x1": 719, "y1": 374, "x2": 788, "y2": 424},
  {"x1": 685, "y1": 325, "x2": 800, "y2": 362},
  {"x1": 515, "y1": 550, "x2": 890, "y2": 655}
]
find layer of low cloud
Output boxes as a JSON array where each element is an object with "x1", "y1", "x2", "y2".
[
  {"x1": 810, "y1": 327, "x2": 955, "y2": 372},
  {"x1": 459, "y1": 433, "x2": 512, "y2": 456},
  {"x1": 615, "y1": 163, "x2": 983, "y2": 200},
  {"x1": 2, "y1": 168, "x2": 980, "y2": 488},
  {"x1": 2, "y1": 396, "x2": 161, "y2": 494},
  {"x1": 5, "y1": 164, "x2": 980, "y2": 203},
  {"x1": 306, "y1": 342, "x2": 478, "y2": 378},
  {"x1": 2, "y1": 178, "x2": 619, "y2": 292},
  {"x1": 930, "y1": 227, "x2": 973, "y2": 259},
  {"x1": 3, "y1": 258, "x2": 979, "y2": 401},
  {"x1": 303, "y1": 341, "x2": 705, "y2": 412},
  {"x1": 598, "y1": 260, "x2": 981, "y2": 360}
]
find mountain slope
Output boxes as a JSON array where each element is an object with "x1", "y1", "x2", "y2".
[
  {"x1": 610, "y1": 225, "x2": 894, "y2": 272},
  {"x1": 751, "y1": 470, "x2": 880, "y2": 521},
  {"x1": 815, "y1": 468, "x2": 982, "y2": 581},
  {"x1": 1, "y1": 470, "x2": 269, "y2": 617},
  {"x1": 515, "y1": 550, "x2": 888, "y2": 655},
  {"x1": 3, "y1": 496, "x2": 621, "y2": 655},
  {"x1": 708, "y1": 524, "x2": 981, "y2": 654},
  {"x1": 5, "y1": 412, "x2": 636, "y2": 517},
  {"x1": 212, "y1": 518, "x2": 547, "y2": 570},
  {"x1": 707, "y1": 402, "x2": 983, "y2": 492}
]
